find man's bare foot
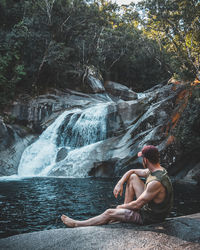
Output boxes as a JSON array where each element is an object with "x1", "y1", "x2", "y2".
[{"x1": 61, "y1": 214, "x2": 77, "y2": 228}]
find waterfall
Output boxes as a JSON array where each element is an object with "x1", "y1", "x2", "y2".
[
  {"x1": 57, "y1": 105, "x2": 107, "y2": 148},
  {"x1": 18, "y1": 103, "x2": 108, "y2": 177},
  {"x1": 88, "y1": 76, "x2": 105, "y2": 92}
]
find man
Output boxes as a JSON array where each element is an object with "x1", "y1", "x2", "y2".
[{"x1": 61, "y1": 145, "x2": 173, "y2": 227}]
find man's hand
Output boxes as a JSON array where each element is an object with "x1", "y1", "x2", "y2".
[
  {"x1": 116, "y1": 181, "x2": 164, "y2": 211},
  {"x1": 113, "y1": 182, "x2": 123, "y2": 198}
]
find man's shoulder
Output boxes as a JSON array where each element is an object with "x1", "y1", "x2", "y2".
[{"x1": 146, "y1": 180, "x2": 162, "y2": 191}]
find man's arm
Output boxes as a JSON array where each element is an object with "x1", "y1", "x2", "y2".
[
  {"x1": 117, "y1": 181, "x2": 162, "y2": 210},
  {"x1": 113, "y1": 169, "x2": 149, "y2": 198}
]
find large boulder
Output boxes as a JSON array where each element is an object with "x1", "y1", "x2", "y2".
[
  {"x1": 0, "y1": 213, "x2": 199, "y2": 250},
  {"x1": 48, "y1": 136, "x2": 122, "y2": 177},
  {"x1": 55, "y1": 147, "x2": 70, "y2": 163},
  {"x1": 104, "y1": 81, "x2": 137, "y2": 101}
]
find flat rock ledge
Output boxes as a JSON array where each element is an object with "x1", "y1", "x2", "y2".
[{"x1": 0, "y1": 213, "x2": 199, "y2": 250}]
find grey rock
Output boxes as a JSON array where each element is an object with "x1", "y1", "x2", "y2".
[
  {"x1": 0, "y1": 125, "x2": 36, "y2": 176},
  {"x1": 0, "y1": 118, "x2": 15, "y2": 151},
  {"x1": 1, "y1": 81, "x2": 200, "y2": 180},
  {"x1": 4, "y1": 88, "x2": 113, "y2": 134},
  {"x1": 56, "y1": 147, "x2": 69, "y2": 162},
  {"x1": 0, "y1": 213, "x2": 199, "y2": 250},
  {"x1": 183, "y1": 161, "x2": 200, "y2": 184},
  {"x1": 104, "y1": 81, "x2": 137, "y2": 100},
  {"x1": 168, "y1": 85, "x2": 200, "y2": 178},
  {"x1": 88, "y1": 160, "x2": 116, "y2": 177}
]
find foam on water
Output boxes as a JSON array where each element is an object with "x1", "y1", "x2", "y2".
[{"x1": 0, "y1": 175, "x2": 24, "y2": 182}]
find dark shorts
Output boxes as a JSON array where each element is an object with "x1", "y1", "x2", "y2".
[{"x1": 123, "y1": 209, "x2": 143, "y2": 225}]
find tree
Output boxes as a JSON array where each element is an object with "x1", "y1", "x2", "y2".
[
  {"x1": 138, "y1": 0, "x2": 200, "y2": 80},
  {"x1": 2, "y1": 0, "x2": 197, "y2": 109}
]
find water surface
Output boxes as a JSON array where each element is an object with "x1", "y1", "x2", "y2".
[{"x1": 0, "y1": 177, "x2": 199, "y2": 239}]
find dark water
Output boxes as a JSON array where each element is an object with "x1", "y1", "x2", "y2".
[{"x1": 0, "y1": 177, "x2": 200, "y2": 239}]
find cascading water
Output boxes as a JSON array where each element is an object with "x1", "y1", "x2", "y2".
[
  {"x1": 18, "y1": 103, "x2": 109, "y2": 177},
  {"x1": 17, "y1": 110, "x2": 78, "y2": 176},
  {"x1": 57, "y1": 105, "x2": 107, "y2": 148},
  {"x1": 88, "y1": 75, "x2": 105, "y2": 92}
]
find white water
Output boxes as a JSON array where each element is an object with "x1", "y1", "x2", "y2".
[
  {"x1": 40, "y1": 141, "x2": 103, "y2": 177},
  {"x1": 18, "y1": 110, "x2": 77, "y2": 176},
  {"x1": 18, "y1": 103, "x2": 109, "y2": 177},
  {"x1": 60, "y1": 104, "x2": 108, "y2": 148},
  {"x1": 88, "y1": 76, "x2": 105, "y2": 92},
  {"x1": 0, "y1": 175, "x2": 23, "y2": 181}
]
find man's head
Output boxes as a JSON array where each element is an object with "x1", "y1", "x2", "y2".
[{"x1": 138, "y1": 145, "x2": 160, "y2": 166}]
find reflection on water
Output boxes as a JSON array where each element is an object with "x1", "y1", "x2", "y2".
[{"x1": 0, "y1": 178, "x2": 199, "y2": 239}]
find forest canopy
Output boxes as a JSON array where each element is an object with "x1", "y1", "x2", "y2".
[{"x1": 0, "y1": 0, "x2": 199, "y2": 108}]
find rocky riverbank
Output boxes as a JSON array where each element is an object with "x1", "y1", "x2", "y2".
[{"x1": 0, "y1": 213, "x2": 199, "y2": 250}]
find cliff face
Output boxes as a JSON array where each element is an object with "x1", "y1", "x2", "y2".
[
  {"x1": 169, "y1": 85, "x2": 200, "y2": 181},
  {"x1": 0, "y1": 78, "x2": 199, "y2": 182}
]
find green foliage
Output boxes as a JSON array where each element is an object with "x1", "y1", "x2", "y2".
[
  {"x1": 0, "y1": 20, "x2": 27, "y2": 107},
  {"x1": 0, "y1": 0, "x2": 199, "y2": 109},
  {"x1": 138, "y1": 0, "x2": 200, "y2": 80}
]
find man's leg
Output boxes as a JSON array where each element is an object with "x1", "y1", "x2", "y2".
[
  {"x1": 124, "y1": 174, "x2": 144, "y2": 203},
  {"x1": 61, "y1": 208, "x2": 137, "y2": 228}
]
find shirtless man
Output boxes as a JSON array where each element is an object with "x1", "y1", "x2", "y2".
[{"x1": 61, "y1": 145, "x2": 173, "y2": 227}]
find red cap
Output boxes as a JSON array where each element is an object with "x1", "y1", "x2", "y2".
[{"x1": 137, "y1": 145, "x2": 159, "y2": 160}]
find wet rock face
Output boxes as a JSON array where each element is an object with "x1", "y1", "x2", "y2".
[
  {"x1": 48, "y1": 82, "x2": 196, "y2": 178},
  {"x1": 1, "y1": 79, "x2": 199, "y2": 179},
  {"x1": 170, "y1": 86, "x2": 199, "y2": 171},
  {"x1": 0, "y1": 120, "x2": 36, "y2": 176},
  {"x1": 0, "y1": 118, "x2": 15, "y2": 151},
  {"x1": 95, "y1": 83, "x2": 200, "y2": 179},
  {"x1": 4, "y1": 88, "x2": 101, "y2": 133}
]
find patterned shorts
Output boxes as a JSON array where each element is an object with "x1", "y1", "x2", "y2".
[{"x1": 123, "y1": 209, "x2": 143, "y2": 225}]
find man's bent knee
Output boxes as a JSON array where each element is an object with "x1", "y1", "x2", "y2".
[
  {"x1": 104, "y1": 209, "x2": 115, "y2": 217},
  {"x1": 127, "y1": 173, "x2": 139, "y2": 184}
]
